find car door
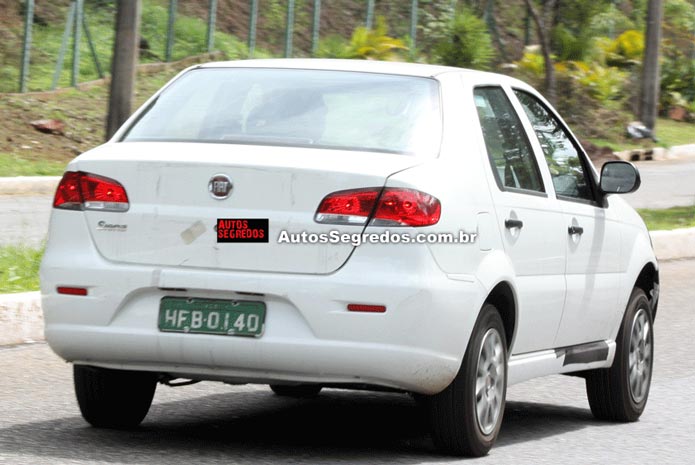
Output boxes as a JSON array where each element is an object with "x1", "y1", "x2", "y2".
[
  {"x1": 473, "y1": 86, "x2": 566, "y2": 355},
  {"x1": 512, "y1": 89, "x2": 621, "y2": 347}
]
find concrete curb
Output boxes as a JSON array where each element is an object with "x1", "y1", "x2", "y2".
[
  {"x1": 0, "y1": 291, "x2": 43, "y2": 346},
  {"x1": 649, "y1": 227, "x2": 695, "y2": 261},
  {"x1": 614, "y1": 144, "x2": 695, "y2": 162},
  {"x1": 0, "y1": 176, "x2": 60, "y2": 196},
  {"x1": 1, "y1": 227, "x2": 693, "y2": 346}
]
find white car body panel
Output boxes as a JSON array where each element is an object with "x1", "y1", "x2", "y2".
[
  {"x1": 73, "y1": 143, "x2": 419, "y2": 274},
  {"x1": 554, "y1": 202, "x2": 622, "y2": 346},
  {"x1": 41, "y1": 59, "x2": 658, "y2": 395}
]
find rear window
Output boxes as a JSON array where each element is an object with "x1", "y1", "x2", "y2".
[{"x1": 122, "y1": 68, "x2": 442, "y2": 156}]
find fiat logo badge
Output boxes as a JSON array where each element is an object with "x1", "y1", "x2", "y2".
[{"x1": 208, "y1": 174, "x2": 233, "y2": 200}]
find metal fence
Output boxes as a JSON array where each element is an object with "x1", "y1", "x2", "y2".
[{"x1": 15, "y1": 0, "x2": 435, "y2": 93}]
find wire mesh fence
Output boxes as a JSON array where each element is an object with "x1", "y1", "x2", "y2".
[{"x1": 7, "y1": 0, "x2": 446, "y2": 93}]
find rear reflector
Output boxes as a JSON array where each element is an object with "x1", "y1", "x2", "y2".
[
  {"x1": 315, "y1": 187, "x2": 440, "y2": 227},
  {"x1": 57, "y1": 286, "x2": 88, "y2": 296},
  {"x1": 347, "y1": 304, "x2": 386, "y2": 313},
  {"x1": 53, "y1": 171, "x2": 129, "y2": 212}
]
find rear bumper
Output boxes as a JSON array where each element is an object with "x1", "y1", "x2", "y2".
[
  {"x1": 41, "y1": 211, "x2": 485, "y2": 394},
  {"x1": 46, "y1": 327, "x2": 460, "y2": 393}
]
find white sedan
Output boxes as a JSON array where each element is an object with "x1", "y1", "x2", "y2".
[{"x1": 41, "y1": 59, "x2": 658, "y2": 457}]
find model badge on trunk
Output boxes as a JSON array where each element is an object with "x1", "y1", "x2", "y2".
[
  {"x1": 209, "y1": 174, "x2": 233, "y2": 199},
  {"x1": 96, "y1": 220, "x2": 127, "y2": 232}
]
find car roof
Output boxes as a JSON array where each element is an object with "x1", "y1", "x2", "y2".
[{"x1": 196, "y1": 58, "x2": 511, "y2": 82}]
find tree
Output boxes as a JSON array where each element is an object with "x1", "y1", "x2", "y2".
[
  {"x1": 434, "y1": 8, "x2": 495, "y2": 70},
  {"x1": 318, "y1": 17, "x2": 407, "y2": 61},
  {"x1": 523, "y1": 0, "x2": 558, "y2": 105},
  {"x1": 105, "y1": 0, "x2": 141, "y2": 140},
  {"x1": 639, "y1": 0, "x2": 664, "y2": 131}
]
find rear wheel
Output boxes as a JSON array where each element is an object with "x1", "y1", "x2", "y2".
[
  {"x1": 585, "y1": 288, "x2": 654, "y2": 421},
  {"x1": 424, "y1": 304, "x2": 507, "y2": 457},
  {"x1": 269, "y1": 384, "x2": 322, "y2": 398},
  {"x1": 74, "y1": 365, "x2": 158, "y2": 428}
]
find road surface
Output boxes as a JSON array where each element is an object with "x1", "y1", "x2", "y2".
[
  {"x1": 0, "y1": 195, "x2": 52, "y2": 247},
  {"x1": 1, "y1": 259, "x2": 693, "y2": 464},
  {"x1": 622, "y1": 159, "x2": 695, "y2": 209}
]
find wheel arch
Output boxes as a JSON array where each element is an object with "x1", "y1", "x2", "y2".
[
  {"x1": 473, "y1": 250, "x2": 518, "y2": 354},
  {"x1": 633, "y1": 261, "x2": 659, "y2": 320},
  {"x1": 483, "y1": 281, "x2": 517, "y2": 352}
]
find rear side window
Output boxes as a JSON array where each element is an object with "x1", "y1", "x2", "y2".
[
  {"x1": 473, "y1": 87, "x2": 544, "y2": 194},
  {"x1": 513, "y1": 90, "x2": 594, "y2": 202},
  {"x1": 123, "y1": 68, "x2": 442, "y2": 157}
]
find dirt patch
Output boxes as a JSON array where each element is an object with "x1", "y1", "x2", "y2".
[
  {"x1": 0, "y1": 90, "x2": 104, "y2": 163},
  {"x1": 0, "y1": 53, "x2": 217, "y2": 162},
  {"x1": 581, "y1": 139, "x2": 621, "y2": 169}
]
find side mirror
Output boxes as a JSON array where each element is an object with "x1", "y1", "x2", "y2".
[{"x1": 600, "y1": 161, "x2": 641, "y2": 194}]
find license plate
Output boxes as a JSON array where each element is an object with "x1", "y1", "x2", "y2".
[{"x1": 158, "y1": 297, "x2": 265, "y2": 337}]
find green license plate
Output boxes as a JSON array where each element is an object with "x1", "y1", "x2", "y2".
[{"x1": 158, "y1": 297, "x2": 266, "y2": 337}]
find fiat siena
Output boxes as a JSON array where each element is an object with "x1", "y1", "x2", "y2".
[{"x1": 40, "y1": 59, "x2": 659, "y2": 456}]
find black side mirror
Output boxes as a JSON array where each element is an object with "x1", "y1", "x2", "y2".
[{"x1": 600, "y1": 161, "x2": 641, "y2": 194}]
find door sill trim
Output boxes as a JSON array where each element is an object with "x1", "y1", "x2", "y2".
[{"x1": 508, "y1": 340, "x2": 615, "y2": 385}]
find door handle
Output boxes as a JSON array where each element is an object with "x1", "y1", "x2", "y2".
[
  {"x1": 568, "y1": 225, "x2": 584, "y2": 235},
  {"x1": 505, "y1": 219, "x2": 524, "y2": 229}
]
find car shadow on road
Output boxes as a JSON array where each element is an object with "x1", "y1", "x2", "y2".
[{"x1": 0, "y1": 388, "x2": 602, "y2": 463}]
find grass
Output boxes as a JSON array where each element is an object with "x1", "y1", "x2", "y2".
[
  {"x1": 0, "y1": 64, "x2": 200, "y2": 169},
  {"x1": 0, "y1": 0, "x2": 250, "y2": 93},
  {"x1": 638, "y1": 205, "x2": 695, "y2": 231},
  {"x1": 587, "y1": 118, "x2": 695, "y2": 151},
  {"x1": 0, "y1": 154, "x2": 66, "y2": 177},
  {"x1": 0, "y1": 245, "x2": 43, "y2": 294},
  {"x1": 0, "y1": 0, "x2": 265, "y2": 175},
  {"x1": 655, "y1": 118, "x2": 695, "y2": 147}
]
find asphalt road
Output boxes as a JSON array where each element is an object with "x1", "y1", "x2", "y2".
[
  {"x1": 1, "y1": 259, "x2": 693, "y2": 464},
  {"x1": 1, "y1": 159, "x2": 693, "y2": 248},
  {"x1": 622, "y1": 159, "x2": 695, "y2": 209},
  {"x1": 0, "y1": 194, "x2": 52, "y2": 248}
]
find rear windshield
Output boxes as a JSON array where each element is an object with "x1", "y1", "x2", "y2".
[{"x1": 122, "y1": 68, "x2": 442, "y2": 156}]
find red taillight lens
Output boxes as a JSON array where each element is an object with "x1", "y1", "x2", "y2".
[
  {"x1": 53, "y1": 171, "x2": 129, "y2": 212},
  {"x1": 372, "y1": 188, "x2": 441, "y2": 227},
  {"x1": 315, "y1": 188, "x2": 380, "y2": 225},
  {"x1": 315, "y1": 187, "x2": 440, "y2": 227},
  {"x1": 53, "y1": 171, "x2": 82, "y2": 210},
  {"x1": 80, "y1": 173, "x2": 129, "y2": 210}
]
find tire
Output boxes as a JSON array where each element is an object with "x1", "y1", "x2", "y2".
[
  {"x1": 585, "y1": 288, "x2": 654, "y2": 422},
  {"x1": 269, "y1": 384, "x2": 322, "y2": 398},
  {"x1": 423, "y1": 304, "x2": 507, "y2": 457},
  {"x1": 74, "y1": 365, "x2": 158, "y2": 429}
]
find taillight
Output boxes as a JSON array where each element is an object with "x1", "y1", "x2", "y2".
[
  {"x1": 315, "y1": 188, "x2": 380, "y2": 225},
  {"x1": 315, "y1": 187, "x2": 440, "y2": 227},
  {"x1": 53, "y1": 171, "x2": 82, "y2": 210},
  {"x1": 372, "y1": 188, "x2": 441, "y2": 227},
  {"x1": 53, "y1": 171, "x2": 129, "y2": 212}
]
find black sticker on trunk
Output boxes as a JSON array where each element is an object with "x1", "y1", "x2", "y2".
[{"x1": 217, "y1": 218, "x2": 268, "y2": 243}]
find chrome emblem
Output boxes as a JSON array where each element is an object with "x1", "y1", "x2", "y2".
[{"x1": 208, "y1": 174, "x2": 233, "y2": 200}]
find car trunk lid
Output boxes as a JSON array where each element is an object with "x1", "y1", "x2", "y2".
[{"x1": 74, "y1": 142, "x2": 419, "y2": 274}]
